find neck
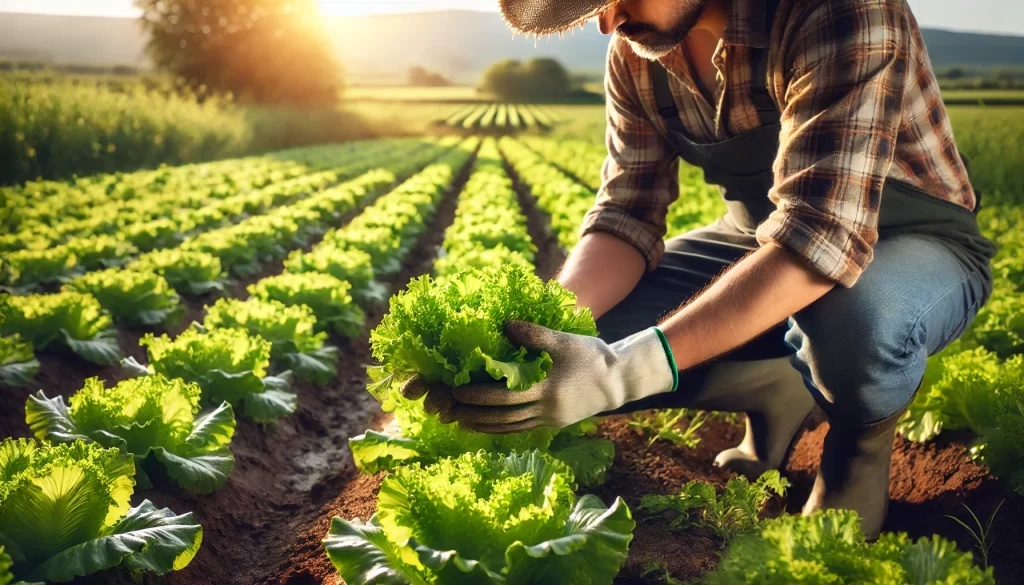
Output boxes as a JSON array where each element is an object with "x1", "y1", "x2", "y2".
[{"x1": 690, "y1": 0, "x2": 730, "y2": 42}]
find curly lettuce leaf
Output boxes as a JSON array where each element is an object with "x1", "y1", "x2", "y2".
[
  {"x1": 27, "y1": 376, "x2": 237, "y2": 494},
  {"x1": 324, "y1": 451, "x2": 633, "y2": 585},
  {"x1": 64, "y1": 268, "x2": 183, "y2": 327},
  {"x1": 0, "y1": 292, "x2": 120, "y2": 365},
  {"x1": 706, "y1": 509, "x2": 994, "y2": 585},
  {"x1": 248, "y1": 272, "x2": 366, "y2": 339},
  {"x1": 0, "y1": 335, "x2": 39, "y2": 388},
  {"x1": 129, "y1": 250, "x2": 227, "y2": 297}
]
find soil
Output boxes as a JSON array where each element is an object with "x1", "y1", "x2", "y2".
[{"x1": 5, "y1": 147, "x2": 1022, "y2": 585}]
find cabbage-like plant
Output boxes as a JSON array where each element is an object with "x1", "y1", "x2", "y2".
[
  {"x1": 132, "y1": 326, "x2": 295, "y2": 423},
  {"x1": 284, "y1": 245, "x2": 386, "y2": 304},
  {"x1": 706, "y1": 509, "x2": 994, "y2": 585},
  {"x1": 352, "y1": 264, "x2": 614, "y2": 487},
  {"x1": 129, "y1": 249, "x2": 228, "y2": 296},
  {"x1": 0, "y1": 292, "x2": 120, "y2": 365},
  {"x1": 203, "y1": 297, "x2": 337, "y2": 384},
  {"x1": 0, "y1": 438, "x2": 202, "y2": 583},
  {"x1": 27, "y1": 375, "x2": 236, "y2": 494},
  {"x1": 0, "y1": 335, "x2": 39, "y2": 388},
  {"x1": 66, "y1": 234, "x2": 138, "y2": 271},
  {"x1": 248, "y1": 272, "x2": 366, "y2": 338},
  {"x1": 0, "y1": 245, "x2": 78, "y2": 291},
  {"x1": 121, "y1": 218, "x2": 182, "y2": 252},
  {"x1": 324, "y1": 451, "x2": 634, "y2": 585},
  {"x1": 64, "y1": 268, "x2": 183, "y2": 327}
]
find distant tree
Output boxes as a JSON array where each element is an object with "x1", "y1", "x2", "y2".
[
  {"x1": 408, "y1": 66, "x2": 451, "y2": 87},
  {"x1": 480, "y1": 58, "x2": 571, "y2": 101},
  {"x1": 135, "y1": 0, "x2": 342, "y2": 106},
  {"x1": 941, "y1": 67, "x2": 966, "y2": 80}
]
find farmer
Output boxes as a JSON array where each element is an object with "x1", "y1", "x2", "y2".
[{"x1": 411, "y1": 0, "x2": 998, "y2": 537}]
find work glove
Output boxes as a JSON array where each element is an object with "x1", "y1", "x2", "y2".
[{"x1": 402, "y1": 320, "x2": 678, "y2": 433}]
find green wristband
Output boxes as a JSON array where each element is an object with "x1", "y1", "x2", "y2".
[{"x1": 652, "y1": 326, "x2": 679, "y2": 392}]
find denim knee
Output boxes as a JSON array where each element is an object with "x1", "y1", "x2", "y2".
[{"x1": 784, "y1": 295, "x2": 926, "y2": 424}]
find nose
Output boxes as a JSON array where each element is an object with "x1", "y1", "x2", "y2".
[{"x1": 598, "y1": 4, "x2": 627, "y2": 35}]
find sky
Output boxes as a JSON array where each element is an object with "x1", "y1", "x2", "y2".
[{"x1": 0, "y1": 0, "x2": 1021, "y2": 36}]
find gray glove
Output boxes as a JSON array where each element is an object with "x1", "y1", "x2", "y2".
[{"x1": 403, "y1": 320, "x2": 678, "y2": 433}]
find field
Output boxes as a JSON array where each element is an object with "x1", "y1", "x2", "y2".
[{"x1": 1, "y1": 95, "x2": 1023, "y2": 585}]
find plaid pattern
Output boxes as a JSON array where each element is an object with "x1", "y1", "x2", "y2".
[{"x1": 581, "y1": 0, "x2": 976, "y2": 287}]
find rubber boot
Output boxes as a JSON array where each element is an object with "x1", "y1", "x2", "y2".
[
  {"x1": 801, "y1": 408, "x2": 904, "y2": 539},
  {"x1": 689, "y1": 357, "x2": 815, "y2": 480}
]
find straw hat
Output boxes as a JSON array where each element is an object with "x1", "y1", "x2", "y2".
[{"x1": 499, "y1": 0, "x2": 620, "y2": 34}]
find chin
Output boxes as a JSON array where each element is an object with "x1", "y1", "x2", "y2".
[{"x1": 625, "y1": 39, "x2": 678, "y2": 60}]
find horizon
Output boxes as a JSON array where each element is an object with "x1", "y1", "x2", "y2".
[{"x1": 0, "y1": 0, "x2": 1022, "y2": 37}]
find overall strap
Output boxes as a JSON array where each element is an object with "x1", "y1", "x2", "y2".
[
  {"x1": 748, "y1": 0, "x2": 782, "y2": 126},
  {"x1": 650, "y1": 0, "x2": 784, "y2": 129}
]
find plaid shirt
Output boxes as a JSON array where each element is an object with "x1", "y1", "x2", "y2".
[{"x1": 581, "y1": 0, "x2": 976, "y2": 287}]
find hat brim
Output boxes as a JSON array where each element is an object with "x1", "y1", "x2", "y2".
[{"x1": 499, "y1": 0, "x2": 619, "y2": 35}]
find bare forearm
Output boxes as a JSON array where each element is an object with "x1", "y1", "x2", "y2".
[
  {"x1": 557, "y1": 232, "x2": 646, "y2": 319},
  {"x1": 659, "y1": 243, "x2": 836, "y2": 371}
]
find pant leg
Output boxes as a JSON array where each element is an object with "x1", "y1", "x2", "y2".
[
  {"x1": 597, "y1": 217, "x2": 792, "y2": 414},
  {"x1": 785, "y1": 234, "x2": 990, "y2": 424}
]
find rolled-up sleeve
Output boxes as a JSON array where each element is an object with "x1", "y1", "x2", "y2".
[
  {"x1": 756, "y1": 0, "x2": 910, "y2": 287},
  {"x1": 580, "y1": 38, "x2": 679, "y2": 270}
]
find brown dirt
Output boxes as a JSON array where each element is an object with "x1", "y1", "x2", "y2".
[{"x1": 501, "y1": 155, "x2": 567, "y2": 281}]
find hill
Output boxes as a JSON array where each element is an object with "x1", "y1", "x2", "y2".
[{"x1": 1, "y1": 10, "x2": 1023, "y2": 84}]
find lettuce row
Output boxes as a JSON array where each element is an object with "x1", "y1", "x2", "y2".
[
  {"x1": 434, "y1": 138, "x2": 535, "y2": 283},
  {"x1": 285, "y1": 245, "x2": 384, "y2": 305},
  {"x1": 133, "y1": 326, "x2": 295, "y2": 423},
  {"x1": 0, "y1": 335, "x2": 39, "y2": 388},
  {"x1": 0, "y1": 438, "x2": 202, "y2": 583},
  {"x1": 66, "y1": 234, "x2": 138, "y2": 272},
  {"x1": 0, "y1": 245, "x2": 78, "y2": 292},
  {"x1": 248, "y1": 272, "x2": 366, "y2": 339},
  {"x1": 129, "y1": 249, "x2": 228, "y2": 296},
  {"x1": 64, "y1": 268, "x2": 183, "y2": 327},
  {"x1": 203, "y1": 297, "x2": 337, "y2": 384},
  {"x1": 0, "y1": 292, "x2": 121, "y2": 365},
  {"x1": 324, "y1": 451, "x2": 634, "y2": 585},
  {"x1": 26, "y1": 375, "x2": 236, "y2": 494},
  {"x1": 706, "y1": 509, "x2": 993, "y2": 584}
]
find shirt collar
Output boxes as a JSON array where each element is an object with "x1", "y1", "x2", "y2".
[{"x1": 723, "y1": 0, "x2": 771, "y2": 48}]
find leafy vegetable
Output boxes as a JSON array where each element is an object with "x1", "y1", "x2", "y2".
[
  {"x1": 137, "y1": 326, "x2": 296, "y2": 423},
  {"x1": 0, "y1": 245, "x2": 78, "y2": 291},
  {"x1": 324, "y1": 451, "x2": 634, "y2": 585},
  {"x1": 248, "y1": 272, "x2": 366, "y2": 338},
  {"x1": 706, "y1": 509, "x2": 994, "y2": 585},
  {"x1": 0, "y1": 546, "x2": 12, "y2": 585},
  {"x1": 284, "y1": 244, "x2": 382, "y2": 304},
  {"x1": 0, "y1": 438, "x2": 202, "y2": 583},
  {"x1": 640, "y1": 471, "x2": 790, "y2": 542},
  {"x1": 355, "y1": 264, "x2": 613, "y2": 486},
  {"x1": 65, "y1": 235, "x2": 138, "y2": 271},
  {"x1": 26, "y1": 375, "x2": 236, "y2": 494},
  {"x1": 0, "y1": 335, "x2": 39, "y2": 388},
  {"x1": 64, "y1": 268, "x2": 183, "y2": 327},
  {"x1": 203, "y1": 297, "x2": 337, "y2": 384},
  {"x1": 129, "y1": 249, "x2": 228, "y2": 296},
  {"x1": 0, "y1": 292, "x2": 120, "y2": 365}
]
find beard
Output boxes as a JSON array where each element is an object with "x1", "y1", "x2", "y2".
[{"x1": 615, "y1": 0, "x2": 710, "y2": 60}]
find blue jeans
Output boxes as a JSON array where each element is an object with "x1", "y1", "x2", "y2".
[{"x1": 596, "y1": 217, "x2": 991, "y2": 424}]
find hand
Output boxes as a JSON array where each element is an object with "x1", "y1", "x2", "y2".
[{"x1": 403, "y1": 320, "x2": 678, "y2": 434}]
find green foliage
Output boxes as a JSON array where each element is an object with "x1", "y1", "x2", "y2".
[
  {"x1": 136, "y1": 0, "x2": 342, "y2": 106},
  {"x1": 628, "y1": 409, "x2": 708, "y2": 449},
  {"x1": 481, "y1": 58, "x2": 571, "y2": 101},
  {"x1": 129, "y1": 249, "x2": 227, "y2": 296},
  {"x1": 0, "y1": 245, "x2": 77, "y2": 290},
  {"x1": 203, "y1": 297, "x2": 336, "y2": 384},
  {"x1": 639, "y1": 471, "x2": 790, "y2": 542},
  {"x1": 324, "y1": 451, "x2": 635, "y2": 585},
  {"x1": 0, "y1": 334, "x2": 39, "y2": 388},
  {"x1": 139, "y1": 326, "x2": 296, "y2": 422},
  {"x1": 64, "y1": 268, "x2": 183, "y2": 327},
  {"x1": 248, "y1": 272, "x2": 366, "y2": 338},
  {"x1": 284, "y1": 244, "x2": 378, "y2": 304},
  {"x1": 0, "y1": 438, "x2": 202, "y2": 582},
  {"x1": 0, "y1": 291, "x2": 120, "y2": 365},
  {"x1": 706, "y1": 509, "x2": 994, "y2": 585},
  {"x1": 27, "y1": 375, "x2": 237, "y2": 494},
  {"x1": 65, "y1": 234, "x2": 138, "y2": 271}
]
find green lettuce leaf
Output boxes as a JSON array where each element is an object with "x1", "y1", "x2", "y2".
[
  {"x1": 0, "y1": 335, "x2": 39, "y2": 388},
  {"x1": 64, "y1": 268, "x2": 183, "y2": 327},
  {"x1": 0, "y1": 292, "x2": 120, "y2": 365}
]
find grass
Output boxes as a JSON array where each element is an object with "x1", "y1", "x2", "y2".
[{"x1": 343, "y1": 86, "x2": 497, "y2": 103}]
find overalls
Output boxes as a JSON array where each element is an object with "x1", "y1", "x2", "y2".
[{"x1": 596, "y1": 10, "x2": 997, "y2": 424}]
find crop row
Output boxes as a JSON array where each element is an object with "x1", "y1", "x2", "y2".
[
  {"x1": 0, "y1": 138, "x2": 479, "y2": 584},
  {"x1": 434, "y1": 102, "x2": 557, "y2": 132},
  {"x1": 0, "y1": 138, "x2": 424, "y2": 267}
]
